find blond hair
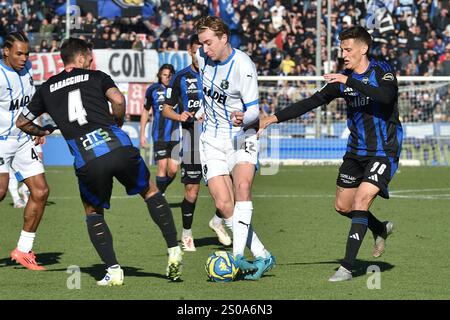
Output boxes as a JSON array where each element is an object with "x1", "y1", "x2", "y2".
[{"x1": 195, "y1": 16, "x2": 230, "y2": 40}]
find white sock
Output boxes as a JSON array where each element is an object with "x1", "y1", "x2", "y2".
[
  {"x1": 232, "y1": 201, "x2": 253, "y2": 257},
  {"x1": 8, "y1": 176, "x2": 21, "y2": 203},
  {"x1": 17, "y1": 230, "x2": 35, "y2": 253},
  {"x1": 224, "y1": 217, "x2": 233, "y2": 231},
  {"x1": 211, "y1": 214, "x2": 222, "y2": 226},
  {"x1": 182, "y1": 228, "x2": 192, "y2": 238},
  {"x1": 247, "y1": 225, "x2": 268, "y2": 259}
]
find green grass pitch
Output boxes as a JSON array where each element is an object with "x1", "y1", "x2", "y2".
[{"x1": 0, "y1": 165, "x2": 449, "y2": 300}]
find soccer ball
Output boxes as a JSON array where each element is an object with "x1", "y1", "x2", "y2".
[{"x1": 205, "y1": 251, "x2": 239, "y2": 282}]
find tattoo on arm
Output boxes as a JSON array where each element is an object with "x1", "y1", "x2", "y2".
[{"x1": 16, "y1": 114, "x2": 48, "y2": 136}]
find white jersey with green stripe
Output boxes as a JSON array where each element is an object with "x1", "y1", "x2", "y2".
[
  {"x1": 0, "y1": 59, "x2": 35, "y2": 141},
  {"x1": 196, "y1": 47, "x2": 259, "y2": 139}
]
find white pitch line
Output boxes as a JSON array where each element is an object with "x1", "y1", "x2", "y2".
[
  {"x1": 390, "y1": 188, "x2": 450, "y2": 194},
  {"x1": 42, "y1": 193, "x2": 450, "y2": 201}
]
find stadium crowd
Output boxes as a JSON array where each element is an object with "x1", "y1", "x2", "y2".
[{"x1": 0, "y1": 0, "x2": 449, "y2": 121}]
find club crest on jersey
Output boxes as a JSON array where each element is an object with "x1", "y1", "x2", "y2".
[
  {"x1": 362, "y1": 77, "x2": 369, "y2": 84},
  {"x1": 220, "y1": 80, "x2": 229, "y2": 90},
  {"x1": 382, "y1": 73, "x2": 394, "y2": 81}
]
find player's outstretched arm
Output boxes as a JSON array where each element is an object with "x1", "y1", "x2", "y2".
[
  {"x1": 325, "y1": 72, "x2": 397, "y2": 105},
  {"x1": 257, "y1": 114, "x2": 279, "y2": 138},
  {"x1": 106, "y1": 87, "x2": 126, "y2": 127},
  {"x1": 16, "y1": 113, "x2": 56, "y2": 137}
]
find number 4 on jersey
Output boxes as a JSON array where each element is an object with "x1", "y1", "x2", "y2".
[{"x1": 68, "y1": 89, "x2": 88, "y2": 125}]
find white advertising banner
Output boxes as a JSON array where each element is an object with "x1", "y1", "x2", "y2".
[{"x1": 30, "y1": 49, "x2": 160, "y2": 84}]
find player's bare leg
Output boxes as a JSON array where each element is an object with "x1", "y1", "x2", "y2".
[
  {"x1": 0, "y1": 172, "x2": 9, "y2": 202},
  {"x1": 22, "y1": 174, "x2": 49, "y2": 232},
  {"x1": 207, "y1": 175, "x2": 234, "y2": 245},
  {"x1": 9, "y1": 173, "x2": 48, "y2": 271}
]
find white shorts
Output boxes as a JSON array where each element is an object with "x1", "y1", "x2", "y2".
[
  {"x1": 199, "y1": 129, "x2": 258, "y2": 182},
  {"x1": 0, "y1": 138, "x2": 45, "y2": 181}
]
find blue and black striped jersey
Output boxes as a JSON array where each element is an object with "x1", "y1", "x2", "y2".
[
  {"x1": 164, "y1": 66, "x2": 203, "y2": 131},
  {"x1": 276, "y1": 59, "x2": 403, "y2": 158},
  {"x1": 144, "y1": 83, "x2": 178, "y2": 142}
]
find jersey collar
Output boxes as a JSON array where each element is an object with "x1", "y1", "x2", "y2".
[
  {"x1": 352, "y1": 58, "x2": 374, "y2": 77},
  {"x1": 217, "y1": 48, "x2": 235, "y2": 66},
  {"x1": 0, "y1": 59, "x2": 16, "y2": 72}
]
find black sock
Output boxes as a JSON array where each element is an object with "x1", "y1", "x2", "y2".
[
  {"x1": 339, "y1": 211, "x2": 383, "y2": 236},
  {"x1": 181, "y1": 198, "x2": 196, "y2": 230},
  {"x1": 368, "y1": 211, "x2": 385, "y2": 236},
  {"x1": 342, "y1": 210, "x2": 369, "y2": 271},
  {"x1": 215, "y1": 208, "x2": 222, "y2": 218},
  {"x1": 86, "y1": 213, "x2": 118, "y2": 267},
  {"x1": 156, "y1": 176, "x2": 168, "y2": 193},
  {"x1": 166, "y1": 175, "x2": 175, "y2": 190},
  {"x1": 145, "y1": 192, "x2": 178, "y2": 248}
]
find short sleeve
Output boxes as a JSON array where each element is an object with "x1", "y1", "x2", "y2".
[
  {"x1": 100, "y1": 72, "x2": 117, "y2": 94},
  {"x1": 23, "y1": 88, "x2": 45, "y2": 121}
]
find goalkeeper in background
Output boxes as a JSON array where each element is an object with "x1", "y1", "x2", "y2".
[{"x1": 259, "y1": 26, "x2": 402, "y2": 282}]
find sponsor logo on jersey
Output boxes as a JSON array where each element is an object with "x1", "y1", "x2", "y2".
[
  {"x1": 188, "y1": 100, "x2": 201, "y2": 110},
  {"x1": 220, "y1": 80, "x2": 229, "y2": 90},
  {"x1": 343, "y1": 86, "x2": 358, "y2": 96},
  {"x1": 382, "y1": 73, "x2": 394, "y2": 81},
  {"x1": 348, "y1": 96, "x2": 370, "y2": 108},
  {"x1": 80, "y1": 128, "x2": 111, "y2": 151},
  {"x1": 9, "y1": 94, "x2": 31, "y2": 111},
  {"x1": 157, "y1": 91, "x2": 165, "y2": 102},
  {"x1": 50, "y1": 74, "x2": 89, "y2": 92},
  {"x1": 339, "y1": 173, "x2": 356, "y2": 184},
  {"x1": 187, "y1": 83, "x2": 197, "y2": 91},
  {"x1": 362, "y1": 77, "x2": 369, "y2": 84},
  {"x1": 203, "y1": 87, "x2": 227, "y2": 105}
]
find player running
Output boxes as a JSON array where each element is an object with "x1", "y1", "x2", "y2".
[
  {"x1": 0, "y1": 31, "x2": 49, "y2": 271},
  {"x1": 259, "y1": 26, "x2": 401, "y2": 281},
  {"x1": 16, "y1": 38, "x2": 183, "y2": 284},
  {"x1": 196, "y1": 16, "x2": 275, "y2": 280}
]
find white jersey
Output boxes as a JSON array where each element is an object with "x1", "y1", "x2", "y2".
[
  {"x1": 0, "y1": 59, "x2": 35, "y2": 141},
  {"x1": 196, "y1": 47, "x2": 259, "y2": 139}
]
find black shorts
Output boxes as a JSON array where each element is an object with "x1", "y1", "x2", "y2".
[
  {"x1": 180, "y1": 163, "x2": 202, "y2": 184},
  {"x1": 75, "y1": 146, "x2": 150, "y2": 209},
  {"x1": 153, "y1": 141, "x2": 180, "y2": 161},
  {"x1": 336, "y1": 152, "x2": 399, "y2": 199}
]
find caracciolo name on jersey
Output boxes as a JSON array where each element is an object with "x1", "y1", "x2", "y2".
[{"x1": 50, "y1": 74, "x2": 90, "y2": 92}]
